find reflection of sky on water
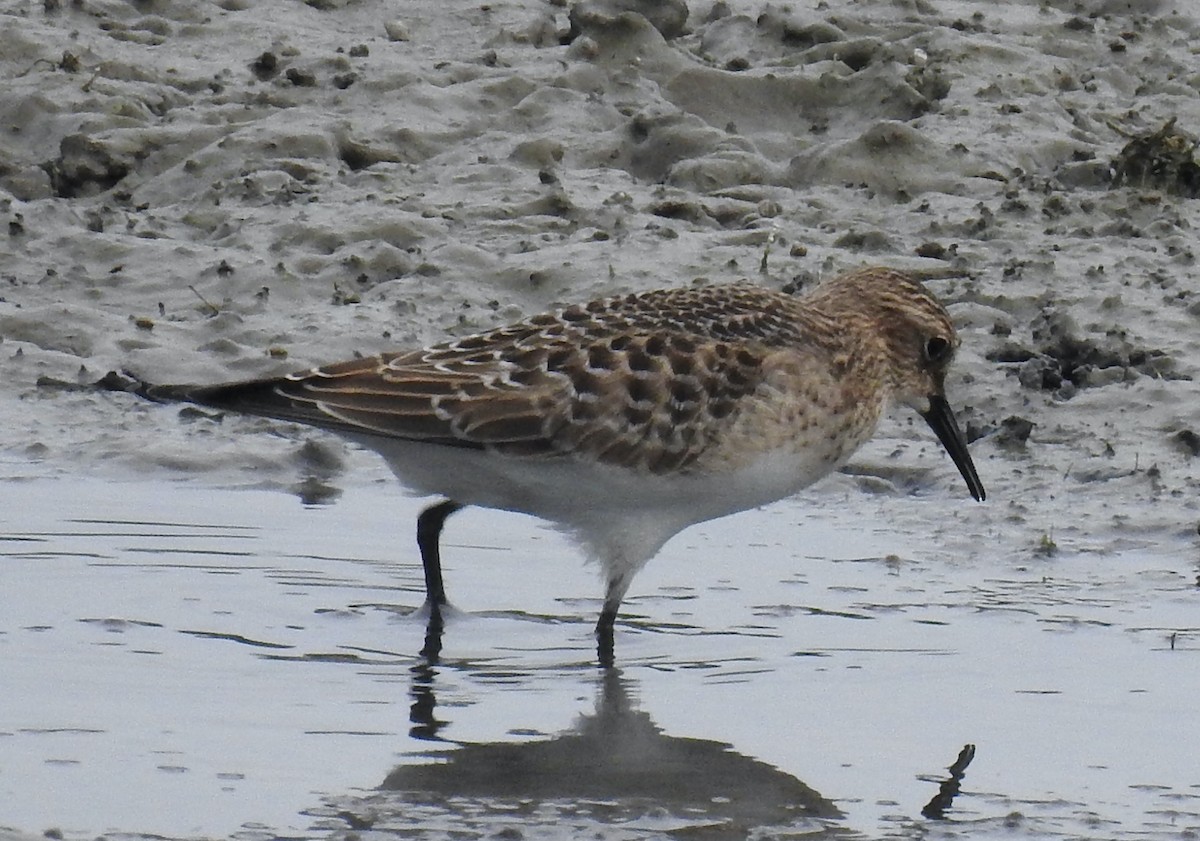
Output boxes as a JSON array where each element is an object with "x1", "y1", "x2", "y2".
[{"x1": 3, "y1": 471, "x2": 1199, "y2": 840}]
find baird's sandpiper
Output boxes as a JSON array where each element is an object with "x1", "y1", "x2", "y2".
[{"x1": 128, "y1": 266, "x2": 985, "y2": 664}]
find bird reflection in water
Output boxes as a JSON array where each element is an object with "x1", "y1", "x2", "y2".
[{"x1": 339, "y1": 661, "x2": 845, "y2": 837}]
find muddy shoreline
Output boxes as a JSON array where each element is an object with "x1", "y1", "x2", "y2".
[{"x1": 4, "y1": 0, "x2": 1200, "y2": 838}]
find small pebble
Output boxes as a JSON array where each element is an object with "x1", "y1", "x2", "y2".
[{"x1": 384, "y1": 20, "x2": 410, "y2": 41}]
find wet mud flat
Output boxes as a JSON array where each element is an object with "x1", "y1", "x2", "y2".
[
  {"x1": 4, "y1": 0, "x2": 1200, "y2": 837},
  {"x1": 2, "y1": 467, "x2": 1198, "y2": 841},
  {"x1": 5, "y1": 0, "x2": 1200, "y2": 561}
]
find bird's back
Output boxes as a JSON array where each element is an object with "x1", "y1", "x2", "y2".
[{"x1": 145, "y1": 282, "x2": 861, "y2": 474}]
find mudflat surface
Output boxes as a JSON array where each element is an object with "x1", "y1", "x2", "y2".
[{"x1": 3, "y1": 0, "x2": 1200, "y2": 838}]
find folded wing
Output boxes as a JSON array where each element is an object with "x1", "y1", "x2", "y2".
[{"x1": 146, "y1": 286, "x2": 791, "y2": 473}]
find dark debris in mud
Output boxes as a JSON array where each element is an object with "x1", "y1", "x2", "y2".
[
  {"x1": 43, "y1": 133, "x2": 133, "y2": 199},
  {"x1": 1111, "y1": 118, "x2": 1200, "y2": 199},
  {"x1": 1171, "y1": 429, "x2": 1200, "y2": 458},
  {"x1": 988, "y1": 307, "x2": 1180, "y2": 396},
  {"x1": 993, "y1": 416, "x2": 1035, "y2": 451}
]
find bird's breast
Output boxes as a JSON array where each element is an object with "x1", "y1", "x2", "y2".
[{"x1": 691, "y1": 352, "x2": 887, "y2": 484}]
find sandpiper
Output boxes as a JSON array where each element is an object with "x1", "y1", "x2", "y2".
[{"x1": 128, "y1": 266, "x2": 985, "y2": 664}]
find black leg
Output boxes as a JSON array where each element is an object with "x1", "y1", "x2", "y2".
[
  {"x1": 416, "y1": 499, "x2": 462, "y2": 613},
  {"x1": 596, "y1": 572, "x2": 632, "y2": 668},
  {"x1": 416, "y1": 500, "x2": 460, "y2": 665},
  {"x1": 419, "y1": 606, "x2": 445, "y2": 664},
  {"x1": 595, "y1": 608, "x2": 616, "y2": 669}
]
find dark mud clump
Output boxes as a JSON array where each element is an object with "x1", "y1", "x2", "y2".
[
  {"x1": 43, "y1": 134, "x2": 132, "y2": 198},
  {"x1": 989, "y1": 307, "x2": 1179, "y2": 396},
  {"x1": 994, "y1": 416, "x2": 1035, "y2": 451},
  {"x1": 1111, "y1": 118, "x2": 1200, "y2": 198}
]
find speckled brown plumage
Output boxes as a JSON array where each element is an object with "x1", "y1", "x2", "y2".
[{"x1": 137, "y1": 266, "x2": 985, "y2": 663}]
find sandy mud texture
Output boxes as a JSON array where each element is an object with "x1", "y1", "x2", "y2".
[{"x1": 3, "y1": 0, "x2": 1200, "y2": 622}]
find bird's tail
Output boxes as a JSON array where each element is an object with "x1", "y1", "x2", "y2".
[
  {"x1": 95, "y1": 370, "x2": 210, "y2": 404},
  {"x1": 96, "y1": 369, "x2": 321, "y2": 426}
]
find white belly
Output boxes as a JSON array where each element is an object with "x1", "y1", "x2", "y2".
[{"x1": 343, "y1": 431, "x2": 858, "y2": 574}]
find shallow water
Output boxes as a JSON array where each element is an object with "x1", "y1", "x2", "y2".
[
  {"x1": 2, "y1": 465, "x2": 1199, "y2": 840},
  {"x1": 6, "y1": 0, "x2": 1200, "y2": 836}
]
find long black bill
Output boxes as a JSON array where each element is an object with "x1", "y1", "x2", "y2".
[{"x1": 921, "y1": 395, "x2": 986, "y2": 502}]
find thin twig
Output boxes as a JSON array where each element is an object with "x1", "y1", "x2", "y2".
[{"x1": 188, "y1": 284, "x2": 220, "y2": 316}]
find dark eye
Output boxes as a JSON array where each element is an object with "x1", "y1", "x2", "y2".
[{"x1": 924, "y1": 336, "x2": 952, "y2": 364}]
